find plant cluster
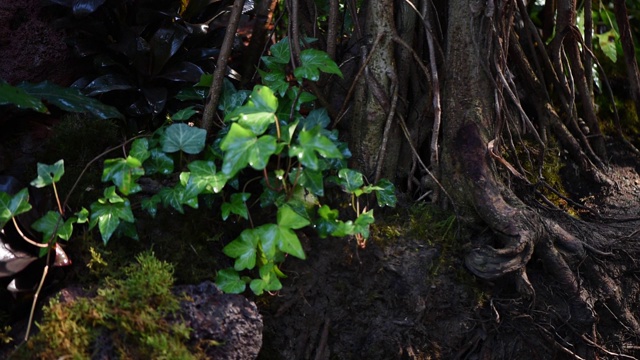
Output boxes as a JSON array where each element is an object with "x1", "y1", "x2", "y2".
[
  {"x1": 43, "y1": 0, "x2": 233, "y2": 123},
  {"x1": 0, "y1": 38, "x2": 396, "y2": 299},
  {"x1": 12, "y1": 252, "x2": 197, "y2": 359}
]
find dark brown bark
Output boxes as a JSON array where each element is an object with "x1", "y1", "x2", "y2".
[{"x1": 613, "y1": 0, "x2": 640, "y2": 123}]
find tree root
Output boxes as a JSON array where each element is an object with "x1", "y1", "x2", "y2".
[{"x1": 454, "y1": 123, "x2": 640, "y2": 337}]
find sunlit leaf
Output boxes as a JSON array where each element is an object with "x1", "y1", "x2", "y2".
[
  {"x1": 31, "y1": 160, "x2": 65, "y2": 188},
  {"x1": 0, "y1": 189, "x2": 32, "y2": 229},
  {"x1": 220, "y1": 124, "x2": 277, "y2": 177},
  {"x1": 31, "y1": 211, "x2": 74, "y2": 243},
  {"x1": 223, "y1": 228, "x2": 259, "y2": 271}
]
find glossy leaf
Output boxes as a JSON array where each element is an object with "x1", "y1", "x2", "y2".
[
  {"x1": 89, "y1": 187, "x2": 135, "y2": 244},
  {"x1": 374, "y1": 179, "x2": 397, "y2": 207},
  {"x1": 277, "y1": 204, "x2": 310, "y2": 229},
  {"x1": 157, "y1": 61, "x2": 204, "y2": 83},
  {"x1": 161, "y1": 123, "x2": 206, "y2": 154},
  {"x1": 17, "y1": 81, "x2": 123, "y2": 120},
  {"x1": 223, "y1": 228, "x2": 259, "y2": 271},
  {"x1": 31, "y1": 211, "x2": 74, "y2": 243},
  {"x1": 188, "y1": 160, "x2": 227, "y2": 194},
  {"x1": 354, "y1": 209, "x2": 375, "y2": 239},
  {"x1": 0, "y1": 81, "x2": 47, "y2": 113},
  {"x1": 268, "y1": 38, "x2": 291, "y2": 64},
  {"x1": 293, "y1": 48, "x2": 343, "y2": 81},
  {"x1": 215, "y1": 268, "x2": 246, "y2": 294},
  {"x1": 316, "y1": 204, "x2": 339, "y2": 238},
  {"x1": 220, "y1": 124, "x2": 277, "y2": 177},
  {"x1": 221, "y1": 192, "x2": 250, "y2": 220},
  {"x1": 290, "y1": 168, "x2": 324, "y2": 196},
  {"x1": 250, "y1": 264, "x2": 283, "y2": 295},
  {"x1": 0, "y1": 189, "x2": 32, "y2": 229},
  {"x1": 225, "y1": 85, "x2": 278, "y2": 136},
  {"x1": 102, "y1": 158, "x2": 144, "y2": 196},
  {"x1": 171, "y1": 106, "x2": 198, "y2": 121},
  {"x1": 337, "y1": 168, "x2": 364, "y2": 193},
  {"x1": 289, "y1": 126, "x2": 343, "y2": 171},
  {"x1": 130, "y1": 138, "x2": 151, "y2": 163},
  {"x1": 31, "y1": 160, "x2": 65, "y2": 188},
  {"x1": 82, "y1": 73, "x2": 134, "y2": 96},
  {"x1": 145, "y1": 148, "x2": 174, "y2": 175},
  {"x1": 219, "y1": 79, "x2": 250, "y2": 114}
]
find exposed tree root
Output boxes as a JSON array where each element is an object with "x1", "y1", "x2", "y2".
[{"x1": 455, "y1": 122, "x2": 640, "y2": 356}]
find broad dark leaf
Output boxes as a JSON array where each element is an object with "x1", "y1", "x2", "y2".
[
  {"x1": 72, "y1": 0, "x2": 107, "y2": 16},
  {"x1": 149, "y1": 27, "x2": 189, "y2": 76},
  {"x1": 18, "y1": 81, "x2": 123, "y2": 119},
  {"x1": 157, "y1": 61, "x2": 204, "y2": 82},
  {"x1": 83, "y1": 74, "x2": 135, "y2": 96}
]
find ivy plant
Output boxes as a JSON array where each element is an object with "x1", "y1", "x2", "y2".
[{"x1": 0, "y1": 39, "x2": 396, "y2": 297}]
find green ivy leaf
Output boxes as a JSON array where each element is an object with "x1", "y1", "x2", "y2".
[
  {"x1": 277, "y1": 204, "x2": 310, "y2": 229},
  {"x1": 337, "y1": 168, "x2": 364, "y2": 193},
  {"x1": 375, "y1": 179, "x2": 397, "y2": 207},
  {"x1": 221, "y1": 192, "x2": 250, "y2": 220},
  {"x1": 269, "y1": 37, "x2": 291, "y2": 64},
  {"x1": 220, "y1": 79, "x2": 250, "y2": 113},
  {"x1": 144, "y1": 148, "x2": 174, "y2": 175},
  {"x1": 223, "y1": 228, "x2": 259, "y2": 271},
  {"x1": 293, "y1": 48, "x2": 343, "y2": 81},
  {"x1": 130, "y1": 138, "x2": 151, "y2": 163},
  {"x1": 215, "y1": 268, "x2": 247, "y2": 294},
  {"x1": 258, "y1": 68, "x2": 290, "y2": 97},
  {"x1": 257, "y1": 222, "x2": 306, "y2": 260},
  {"x1": 102, "y1": 158, "x2": 144, "y2": 196},
  {"x1": 89, "y1": 187, "x2": 135, "y2": 244},
  {"x1": 225, "y1": 85, "x2": 278, "y2": 136},
  {"x1": 354, "y1": 209, "x2": 375, "y2": 239},
  {"x1": 158, "y1": 179, "x2": 201, "y2": 214},
  {"x1": 0, "y1": 188, "x2": 32, "y2": 229},
  {"x1": 31, "y1": 160, "x2": 65, "y2": 188},
  {"x1": 291, "y1": 168, "x2": 325, "y2": 196},
  {"x1": 302, "y1": 108, "x2": 330, "y2": 130},
  {"x1": 141, "y1": 195, "x2": 161, "y2": 218},
  {"x1": 220, "y1": 123, "x2": 277, "y2": 177},
  {"x1": 31, "y1": 211, "x2": 74, "y2": 243},
  {"x1": 250, "y1": 263, "x2": 283, "y2": 295},
  {"x1": 171, "y1": 106, "x2": 198, "y2": 121},
  {"x1": 596, "y1": 30, "x2": 618, "y2": 63},
  {"x1": 188, "y1": 160, "x2": 228, "y2": 194},
  {"x1": 161, "y1": 123, "x2": 206, "y2": 154},
  {"x1": 315, "y1": 204, "x2": 339, "y2": 238},
  {"x1": 331, "y1": 220, "x2": 356, "y2": 237},
  {"x1": 289, "y1": 126, "x2": 343, "y2": 171},
  {"x1": 75, "y1": 208, "x2": 89, "y2": 224}
]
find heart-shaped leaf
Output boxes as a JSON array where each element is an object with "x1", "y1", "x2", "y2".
[{"x1": 161, "y1": 123, "x2": 206, "y2": 154}]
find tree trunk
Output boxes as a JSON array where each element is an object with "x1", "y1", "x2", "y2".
[{"x1": 349, "y1": 0, "x2": 401, "y2": 182}]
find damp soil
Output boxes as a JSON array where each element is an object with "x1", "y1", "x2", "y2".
[{"x1": 256, "y1": 140, "x2": 640, "y2": 360}]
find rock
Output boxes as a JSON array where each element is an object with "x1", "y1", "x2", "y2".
[
  {"x1": 173, "y1": 281, "x2": 263, "y2": 360},
  {"x1": 0, "y1": 0, "x2": 84, "y2": 85}
]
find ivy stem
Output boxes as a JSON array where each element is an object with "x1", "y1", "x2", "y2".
[
  {"x1": 11, "y1": 217, "x2": 47, "y2": 248},
  {"x1": 52, "y1": 182, "x2": 63, "y2": 215},
  {"x1": 24, "y1": 264, "x2": 49, "y2": 341}
]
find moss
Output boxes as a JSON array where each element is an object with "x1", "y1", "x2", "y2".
[
  {"x1": 10, "y1": 252, "x2": 203, "y2": 360},
  {"x1": 41, "y1": 114, "x2": 120, "y2": 208}
]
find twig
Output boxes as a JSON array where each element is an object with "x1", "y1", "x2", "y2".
[
  {"x1": 374, "y1": 81, "x2": 398, "y2": 183},
  {"x1": 201, "y1": 0, "x2": 246, "y2": 134},
  {"x1": 62, "y1": 135, "x2": 146, "y2": 210},
  {"x1": 24, "y1": 264, "x2": 49, "y2": 341},
  {"x1": 333, "y1": 33, "x2": 384, "y2": 128},
  {"x1": 313, "y1": 318, "x2": 331, "y2": 360}
]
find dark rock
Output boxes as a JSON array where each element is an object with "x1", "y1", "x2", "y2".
[
  {"x1": 173, "y1": 281, "x2": 263, "y2": 360},
  {"x1": 0, "y1": 0, "x2": 84, "y2": 85}
]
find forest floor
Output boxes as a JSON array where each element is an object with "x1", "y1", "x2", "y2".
[{"x1": 257, "y1": 138, "x2": 640, "y2": 360}]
